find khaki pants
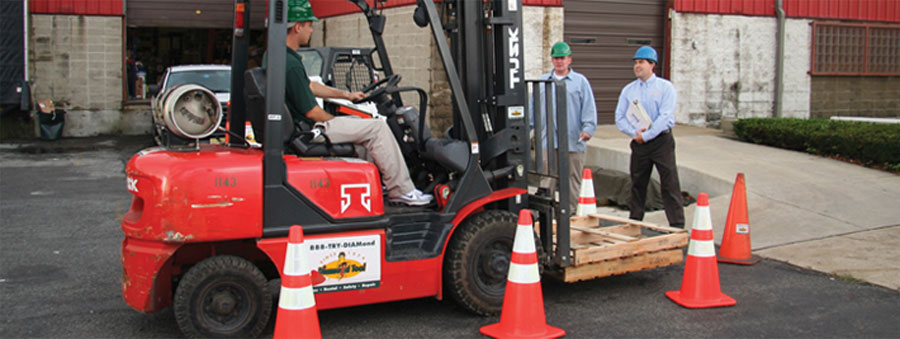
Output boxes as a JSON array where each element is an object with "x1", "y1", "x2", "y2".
[
  {"x1": 322, "y1": 116, "x2": 414, "y2": 198},
  {"x1": 540, "y1": 151, "x2": 586, "y2": 214}
]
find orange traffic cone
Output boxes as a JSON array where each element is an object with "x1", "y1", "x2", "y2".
[
  {"x1": 273, "y1": 225, "x2": 322, "y2": 339},
  {"x1": 575, "y1": 168, "x2": 597, "y2": 216},
  {"x1": 480, "y1": 210, "x2": 565, "y2": 339},
  {"x1": 224, "y1": 120, "x2": 230, "y2": 144},
  {"x1": 244, "y1": 121, "x2": 257, "y2": 143},
  {"x1": 666, "y1": 193, "x2": 736, "y2": 309},
  {"x1": 718, "y1": 173, "x2": 760, "y2": 265}
]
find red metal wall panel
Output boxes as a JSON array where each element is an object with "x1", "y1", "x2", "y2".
[
  {"x1": 29, "y1": 0, "x2": 122, "y2": 16},
  {"x1": 675, "y1": 0, "x2": 899, "y2": 23},
  {"x1": 30, "y1": 0, "x2": 558, "y2": 18},
  {"x1": 526, "y1": 0, "x2": 563, "y2": 6},
  {"x1": 311, "y1": 0, "x2": 561, "y2": 18},
  {"x1": 675, "y1": 0, "x2": 775, "y2": 16}
]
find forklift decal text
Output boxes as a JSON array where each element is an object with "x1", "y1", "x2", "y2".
[
  {"x1": 215, "y1": 176, "x2": 237, "y2": 187},
  {"x1": 310, "y1": 178, "x2": 331, "y2": 189},
  {"x1": 126, "y1": 177, "x2": 139, "y2": 193},
  {"x1": 340, "y1": 183, "x2": 371, "y2": 214},
  {"x1": 508, "y1": 27, "x2": 521, "y2": 89}
]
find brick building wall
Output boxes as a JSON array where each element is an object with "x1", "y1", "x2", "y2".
[
  {"x1": 29, "y1": 14, "x2": 148, "y2": 136},
  {"x1": 523, "y1": 6, "x2": 565, "y2": 80},
  {"x1": 669, "y1": 12, "x2": 811, "y2": 128},
  {"x1": 810, "y1": 77, "x2": 900, "y2": 118}
]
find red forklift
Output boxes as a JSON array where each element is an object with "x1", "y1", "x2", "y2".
[{"x1": 122, "y1": 0, "x2": 580, "y2": 337}]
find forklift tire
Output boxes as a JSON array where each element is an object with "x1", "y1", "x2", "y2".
[
  {"x1": 173, "y1": 255, "x2": 273, "y2": 338},
  {"x1": 444, "y1": 210, "x2": 543, "y2": 315}
]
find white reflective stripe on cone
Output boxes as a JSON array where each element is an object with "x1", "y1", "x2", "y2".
[
  {"x1": 283, "y1": 242, "x2": 309, "y2": 276},
  {"x1": 513, "y1": 225, "x2": 536, "y2": 254},
  {"x1": 507, "y1": 262, "x2": 540, "y2": 284},
  {"x1": 687, "y1": 239, "x2": 716, "y2": 257},
  {"x1": 278, "y1": 286, "x2": 316, "y2": 310},
  {"x1": 693, "y1": 207, "x2": 712, "y2": 231}
]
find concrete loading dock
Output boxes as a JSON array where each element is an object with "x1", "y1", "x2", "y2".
[{"x1": 586, "y1": 124, "x2": 900, "y2": 290}]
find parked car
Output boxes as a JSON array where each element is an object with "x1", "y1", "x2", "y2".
[{"x1": 149, "y1": 65, "x2": 231, "y2": 146}]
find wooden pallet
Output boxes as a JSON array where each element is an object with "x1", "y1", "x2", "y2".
[{"x1": 548, "y1": 214, "x2": 689, "y2": 282}]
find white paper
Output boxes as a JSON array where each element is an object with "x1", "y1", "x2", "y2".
[{"x1": 626, "y1": 99, "x2": 652, "y2": 131}]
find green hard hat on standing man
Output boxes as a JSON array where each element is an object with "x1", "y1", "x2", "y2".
[
  {"x1": 551, "y1": 41, "x2": 571, "y2": 57},
  {"x1": 287, "y1": 0, "x2": 319, "y2": 22}
]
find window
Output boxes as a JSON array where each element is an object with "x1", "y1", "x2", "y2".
[
  {"x1": 164, "y1": 70, "x2": 232, "y2": 93},
  {"x1": 812, "y1": 22, "x2": 900, "y2": 76}
]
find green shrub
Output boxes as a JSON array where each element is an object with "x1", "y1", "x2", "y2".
[{"x1": 733, "y1": 118, "x2": 900, "y2": 168}]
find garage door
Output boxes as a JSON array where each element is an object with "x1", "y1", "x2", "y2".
[
  {"x1": 564, "y1": 0, "x2": 667, "y2": 124},
  {"x1": 126, "y1": 0, "x2": 267, "y2": 29}
]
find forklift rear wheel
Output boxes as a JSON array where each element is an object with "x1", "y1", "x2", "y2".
[
  {"x1": 173, "y1": 255, "x2": 273, "y2": 338},
  {"x1": 444, "y1": 210, "x2": 542, "y2": 315}
]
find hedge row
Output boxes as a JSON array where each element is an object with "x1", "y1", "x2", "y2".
[{"x1": 732, "y1": 118, "x2": 900, "y2": 169}]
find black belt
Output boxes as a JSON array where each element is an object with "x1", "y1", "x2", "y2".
[{"x1": 660, "y1": 129, "x2": 671, "y2": 134}]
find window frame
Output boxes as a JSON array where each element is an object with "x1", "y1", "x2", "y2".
[{"x1": 811, "y1": 21, "x2": 900, "y2": 76}]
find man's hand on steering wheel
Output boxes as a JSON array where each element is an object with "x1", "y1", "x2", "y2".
[
  {"x1": 345, "y1": 91, "x2": 365, "y2": 101},
  {"x1": 353, "y1": 74, "x2": 402, "y2": 104}
]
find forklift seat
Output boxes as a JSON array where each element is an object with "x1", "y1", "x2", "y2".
[
  {"x1": 396, "y1": 106, "x2": 469, "y2": 173},
  {"x1": 244, "y1": 67, "x2": 355, "y2": 157}
]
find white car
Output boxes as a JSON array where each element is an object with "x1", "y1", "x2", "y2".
[{"x1": 150, "y1": 65, "x2": 231, "y2": 145}]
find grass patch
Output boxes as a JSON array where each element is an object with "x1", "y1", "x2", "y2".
[{"x1": 834, "y1": 274, "x2": 863, "y2": 284}]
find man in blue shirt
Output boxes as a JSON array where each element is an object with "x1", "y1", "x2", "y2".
[
  {"x1": 535, "y1": 41, "x2": 597, "y2": 213},
  {"x1": 614, "y1": 46, "x2": 684, "y2": 228}
]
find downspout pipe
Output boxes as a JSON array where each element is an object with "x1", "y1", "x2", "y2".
[
  {"x1": 23, "y1": 0, "x2": 29, "y2": 83},
  {"x1": 775, "y1": 0, "x2": 785, "y2": 118}
]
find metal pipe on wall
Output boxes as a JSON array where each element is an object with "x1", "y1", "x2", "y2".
[
  {"x1": 23, "y1": 0, "x2": 29, "y2": 82},
  {"x1": 775, "y1": 0, "x2": 785, "y2": 118}
]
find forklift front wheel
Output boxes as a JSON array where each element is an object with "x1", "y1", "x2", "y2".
[
  {"x1": 173, "y1": 255, "x2": 273, "y2": 338},
  {"x1": 444, "y1": 210, "x2": 543, "y2": 315}
]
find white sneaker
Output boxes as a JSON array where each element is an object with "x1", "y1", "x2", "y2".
[{"x1": 390, "y1": 189, "x2": 433, "y2": 206}]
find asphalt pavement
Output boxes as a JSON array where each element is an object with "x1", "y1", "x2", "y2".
[{"x1": 1, "y1": 132, "x2": 898, "y2": 338}]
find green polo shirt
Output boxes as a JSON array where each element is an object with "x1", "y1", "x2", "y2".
[{"x1": 282, "y1": 46, "x2": 317, "y2": 125}]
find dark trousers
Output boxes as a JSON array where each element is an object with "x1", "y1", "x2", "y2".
[{"x1": 629, "y1": 131, "x2": 685, "y2": 227}]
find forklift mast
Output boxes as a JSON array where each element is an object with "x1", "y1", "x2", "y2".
[{"x1": 423, "y1": 0, "x2": 530, "y2": 213}]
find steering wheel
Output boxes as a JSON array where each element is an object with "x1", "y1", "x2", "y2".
[{"x1": 353, "y1": 74, "x2": 402, "y2": 104}]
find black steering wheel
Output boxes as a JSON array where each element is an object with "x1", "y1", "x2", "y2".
[{"x1": 353, "y1": 74, "x2": 402, "y2": 104}]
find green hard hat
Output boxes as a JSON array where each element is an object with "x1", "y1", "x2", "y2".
[
  {"x1": 287, "y1": 0, "x2": 319, "y2": 22},
  {"x1": 551, "y1": 41, "x2": 571, "y2": 57}
]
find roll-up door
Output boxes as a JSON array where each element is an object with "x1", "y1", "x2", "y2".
[
  {"x1": 564, "y1": 0, "x2": 667, "y2": 124},
  {"x1": 126, "y1": 0, "x2": 267, "y2": 29}
]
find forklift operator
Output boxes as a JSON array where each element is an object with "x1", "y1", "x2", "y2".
[{"x1": 280, "y1": 0, "x2": 432, "y2": 206}]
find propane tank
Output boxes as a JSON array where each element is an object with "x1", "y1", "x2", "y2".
[{"x1": 153, "y1": 84, "x2": 223, "y2": 140}]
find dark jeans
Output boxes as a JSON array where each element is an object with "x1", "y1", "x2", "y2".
[{"x1": 629, "y1": 131, "x2": 685, "y2": 227}]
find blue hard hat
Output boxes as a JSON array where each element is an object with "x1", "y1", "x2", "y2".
[{"x1": 632, "y1": 46, "x2": 658, "y2": 64}]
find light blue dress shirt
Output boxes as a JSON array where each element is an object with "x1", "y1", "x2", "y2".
[
  {"x1": 614, "y1": 74, "x2": 677, "y2": 142},
  {"x1": 530, "y1": 68, "x2": 597, "y2": 153}
]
